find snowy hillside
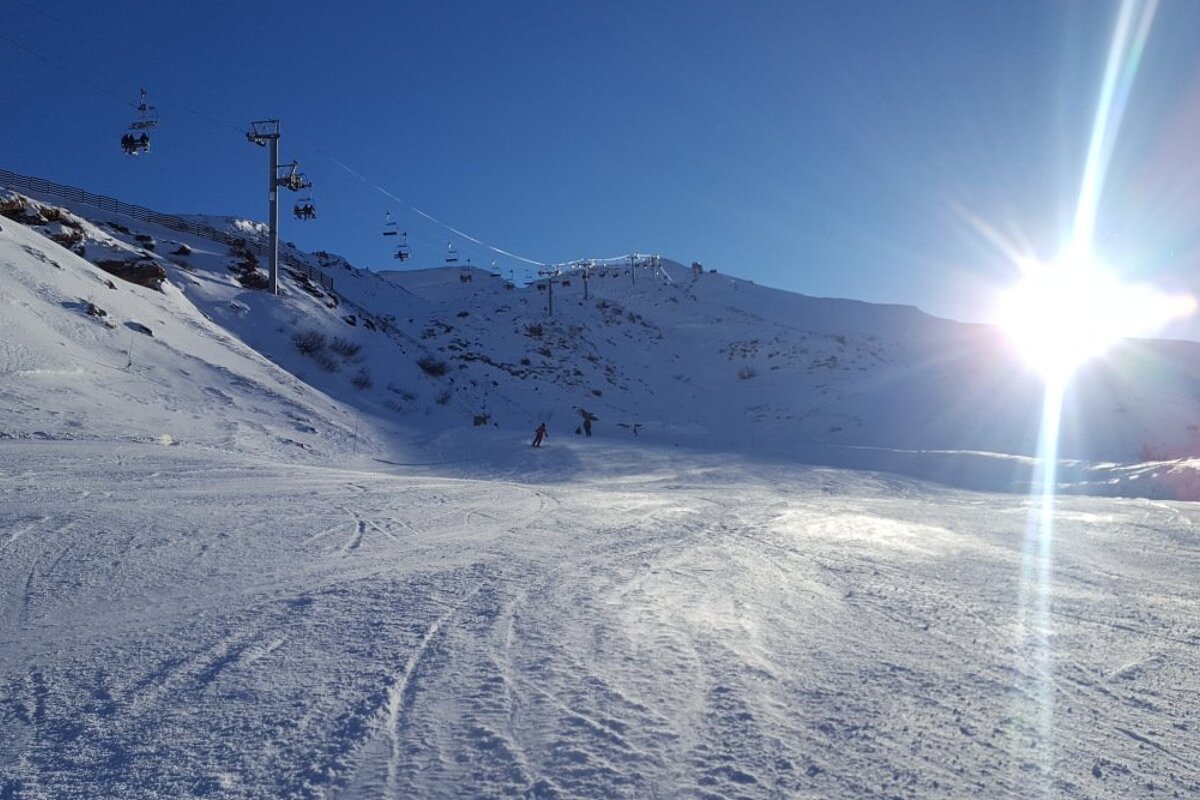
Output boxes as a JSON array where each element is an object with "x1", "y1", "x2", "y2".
[
  {"x1": 0, "y1": 193, "x2": 364, "y2": 462},
  {"x1": 7, "y1": 186, "x2": 1200, "y2": 496},
  {"x1": 2, "y1": 187, "x2": 1199, "y2": 799}
]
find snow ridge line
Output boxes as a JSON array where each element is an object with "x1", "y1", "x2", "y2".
[
  {"x1": 0, "y1": 167, "x2": 335, "y2": 291},
  {"x1": 384, "y1": 581, "x2": 487, "y2": 797}
]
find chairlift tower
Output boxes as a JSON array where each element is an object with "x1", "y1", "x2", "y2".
[
  {"x1": 579, "y1": 259, "x2": 594, "y2": 301},
  {"x1": 538, "y1": 267, "x2": 561, "y2": 316},
  {"x1": 246, "y1": 120, "x2": 312, "y2": 295},
  {"x1": 246, "y1": 120, "x2": 283, "y2": 294}
]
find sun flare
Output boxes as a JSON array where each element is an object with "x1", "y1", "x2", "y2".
[{"x1": 997, "y1": 257, "x2": 1194, "y2": 382}]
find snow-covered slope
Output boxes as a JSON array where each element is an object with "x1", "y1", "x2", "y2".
[
  {"x1": 0, "y1": 195, "x2": 366, "y2": 462},
  {"x1": 6, "y1": 186, "x2": 1200, "y2": 496},
  {"x1": 3, "y1": 188, "x2": 1200, "y2": 800}
]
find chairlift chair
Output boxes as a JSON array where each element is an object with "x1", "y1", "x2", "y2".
[
  {"x1": 277, "y1": 161, "x2": 311, "y2": 193},
  {"x1": 119, "y1": 89, "x2": 156, "y2": 155},
  {"x1": 383, "y1": 212, "x2": 399, "y2": 236},
  {"x1": 120, "y1": 131, "x2": 151, "y2": 156},
  {"x1": 293, "y1": 196, "x2": 317, "y2": 220},
  {"x1": 128, "y1": 89, "x2": 159, "y2": 131},
  {"x1": 393, "y1": 232, "x2": 411, "y2": 261},
  {"x1": 444, "y1": 241, "x2": 459, "y2": 265}
]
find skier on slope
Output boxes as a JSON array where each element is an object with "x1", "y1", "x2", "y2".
[
  {"x1": 531, "y1": 422, "x2": 548, "y2": 448},
  {"x1": 578, "y1": 408, "x2": 597, "y2": 437}
]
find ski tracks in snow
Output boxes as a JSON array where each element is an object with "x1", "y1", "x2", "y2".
[
  {"x1": 333, "y1": 575, "x2": 540, "y2": 800},
  {"x1": 382, "y1": 582, "x2": 487, "y2": 797},
  {"x1": 5, "y1": 444, "x2": 1200, "y2": 799}
]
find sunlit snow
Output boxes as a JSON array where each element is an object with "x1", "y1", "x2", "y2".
[{"x1": 2, "y1": 191, "x2": 1198, "y2": 798}]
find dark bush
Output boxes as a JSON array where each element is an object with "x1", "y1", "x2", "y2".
[
  {"x1": 330, "y1": 337, "x2": 362, "y2": 357},
  {"x1": 387, "y1": 383, "x2": 418, "y2": 401},
  {"x1": 293, "y1": 329, "x2": 326, "y2": 354},
  {"x1": 236, "y1": 269, "x2": 270, "y2": 290},
  {"x1": 313, "y1": 351, "x2": 338, "y2": 372},
  {"x1": 418, "y1": 355, "x2": 448, "y2": 377}
]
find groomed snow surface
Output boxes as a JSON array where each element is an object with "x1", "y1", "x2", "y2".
[
  {"x1": 2, "y1": 441, "x2": 1198, "y2": 799},
  {"x1": 1, "y1": 191, "x2": 1198, "y2": 797}
]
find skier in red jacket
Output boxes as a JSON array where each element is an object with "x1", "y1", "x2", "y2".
[{"x1": 531, "y1": 422, "x2": 548, "y2": 448}]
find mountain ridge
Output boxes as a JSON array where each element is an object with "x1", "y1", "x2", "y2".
[{"x1": 5, "y1": 184, "x2": 1200, "y2": 498}]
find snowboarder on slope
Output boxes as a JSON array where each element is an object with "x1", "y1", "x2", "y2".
[{"x1": 532, "y1": 422, "x2": 548, "y2": 448}]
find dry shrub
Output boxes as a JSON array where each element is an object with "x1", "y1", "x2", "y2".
[{"x1": 292, "y1": 329, "x2": 326, "y2": 354}]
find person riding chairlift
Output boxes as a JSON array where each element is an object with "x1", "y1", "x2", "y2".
[{"x1": 121, "y1": 132, "x2": 149, "y2": 155}]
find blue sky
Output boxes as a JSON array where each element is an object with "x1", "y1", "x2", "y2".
[{"x1": 7, "y1": 1, "x2": 1200, "y2": 336}]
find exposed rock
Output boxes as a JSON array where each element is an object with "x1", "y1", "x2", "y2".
[{"x1": 94, "y1": 259, "x2": 167, "y2": 291}]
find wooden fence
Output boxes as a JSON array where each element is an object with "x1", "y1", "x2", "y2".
[{"x1": 0, "y1": 167, "x2": 334, "y2": 292}]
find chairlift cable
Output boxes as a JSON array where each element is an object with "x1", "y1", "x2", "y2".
[
  {"x1": 0, "y1": 29, "x2": 131, "y2": 108},
  {"x1": 318, "y1": 151, "x2": 548, "y2": 266},
  {"x1": 7, "y1": 16, "x2": 551, "y2": 268},
  {"x1": 6, "y1": 19, "x2": 622, "y2": 273}
]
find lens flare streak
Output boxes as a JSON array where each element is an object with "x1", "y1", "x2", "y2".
[
  {"x1": 1071, "y1": 0, "x2": 1159, "y2": 263},
  {"x1": 1012, "y1": 1, "x2": 1160, "y2": 793}
]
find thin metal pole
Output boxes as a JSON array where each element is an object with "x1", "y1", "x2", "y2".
[{"x1": 267, "y1": 135, "x2": 280, "y2": 295}]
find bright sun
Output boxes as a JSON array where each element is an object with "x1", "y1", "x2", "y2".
[{"x1": 997, "y1": 256, "x2": 1195, "y2": 382}]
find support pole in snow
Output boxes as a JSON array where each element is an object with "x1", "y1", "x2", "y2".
[
  {"x1": 267, "y1": 135, "x2": 279, "y2": 295},
  {"x1": 246, "y1": 120, "x2": 282, "y2": 295},
  {"x1": 629, "y1": 254, "x2": 636, "y2": 286},
  {"x1": 538, "y1": 267, "x2": 560, "y2": 316}
]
